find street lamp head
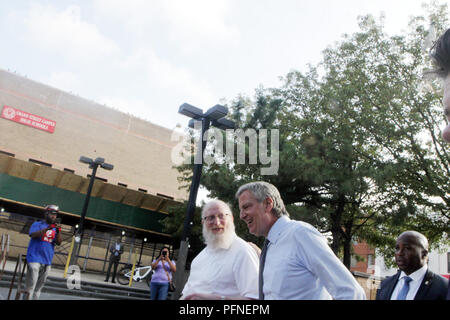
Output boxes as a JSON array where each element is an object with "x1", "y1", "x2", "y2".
[
  {"x1": 179, "y1": 103, "x2": 204, "y2": 119},
  {"x1": 79, "y1": 156, "x2": 93, "y2": 165},
  {"x1": 212, "y1": 117, "x2": 235, "y2": 130},
  {"x1": 94, "y1": 157, "x2": 105, "y2": 165},
  {"x1": 204, "y1": 104, "x2": 228, "y2": 120},
  {"x1": 100, "y1": 162, "x2": 114, "y2": 171}
]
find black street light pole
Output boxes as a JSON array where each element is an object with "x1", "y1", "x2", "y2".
[
  {"x1": 138, "y1": 237, "x2": 147, "y2": 266},
  {"x1": 70, "y1": 156, "x2": 113, "y2": 267},
  {"x1": 172, "y1": 103, "x2": 234, "y2": 299}
]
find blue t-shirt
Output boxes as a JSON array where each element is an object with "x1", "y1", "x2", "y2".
[{"x1": 26, "y1": 221, "x2": 57, "y2": 265}]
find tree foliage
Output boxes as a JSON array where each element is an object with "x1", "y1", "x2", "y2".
[{"x1": 164, "y1": 2, "x2": 450, "y2": 269}]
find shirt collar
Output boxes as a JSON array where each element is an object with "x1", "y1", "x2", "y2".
[
  {"x1": 399, "y1": 264, "x2": 428, "y2": 282},
  {"x1": 266, "y1": 215, "x2": 290, "y2": 244}
]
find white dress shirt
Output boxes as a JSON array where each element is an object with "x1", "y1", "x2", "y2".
[
  {"x1": 181, "y1": 234, "x2": 259, "y2": 299},
  {"x1": 262, "y1": 216, "x2": 366, "y2": 300},
  {"x1": 390, "y1": 265, "x2": 427, "y2": 300}
]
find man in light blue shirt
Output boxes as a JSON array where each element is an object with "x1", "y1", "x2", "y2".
[{"x1": 237, "y1": 181, "x2": 366, "y2": 300}]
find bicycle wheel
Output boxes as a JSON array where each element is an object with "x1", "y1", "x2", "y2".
[{"x1": 117, "y1": 267, "x2": 130, "y2": 285}]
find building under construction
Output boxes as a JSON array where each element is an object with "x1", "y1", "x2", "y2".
[{"x1": 0, "y1": 68, "x2": 187, "y2": 272}]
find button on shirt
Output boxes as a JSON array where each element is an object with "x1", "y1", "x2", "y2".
[
  {"x1": 262, "y1": 216, "x2": 366, "y2": 300},
  {"x1": 390, "y1": 265, "x2": 427, "y2": 300},
  {"x1": 181, "y1": 235, "x2": 259, "y2": 299}
]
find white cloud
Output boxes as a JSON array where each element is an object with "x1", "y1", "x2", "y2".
[
  {"x1": 122, "y1": 48, "x2": 216, "y2": 107},
  {"x1": 93, "y1": 0, "x2": 239, "y2": 47},
  {"x1": 22, "y1": 3, "x2": 120, "y2": 62},
  {"x1": 160, "y1": 0, "x2": 239, "y2": 43}
]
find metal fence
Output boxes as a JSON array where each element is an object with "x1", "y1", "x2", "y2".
[{"x1": 0, "y1": 211, "x2": 173, "y2": 274}]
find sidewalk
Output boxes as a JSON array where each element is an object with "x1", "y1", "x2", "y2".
[{"x1": 1, "y1": 258, "x2": 150, "y2": 291}]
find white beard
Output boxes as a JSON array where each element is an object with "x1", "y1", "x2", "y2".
[{"x1": 203, "y1": 221, "x2": 236, "y2": 250}]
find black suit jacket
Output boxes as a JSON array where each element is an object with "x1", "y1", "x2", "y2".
[
  {"x1": 109, "y1": 242, "x2": 124, "y2": 262},
  {"x1": 376, "y1": 269, "x2": 448, "y2": 300}
]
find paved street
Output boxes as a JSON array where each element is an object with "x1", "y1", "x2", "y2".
[
  {"x1": 0, "y1": 286, "x2": 101, "y2": 300},
  {"x1": 0, "y1": 259, "x2": 150, "y2": 300}
]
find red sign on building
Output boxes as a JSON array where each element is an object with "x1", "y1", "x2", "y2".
[{"x1": 1, "y1": 105, "x2": 56, "y2": 133}]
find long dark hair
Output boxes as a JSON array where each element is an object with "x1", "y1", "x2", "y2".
[{"x1": 158, "y1": 246, "x2": 172, "y2": 260}]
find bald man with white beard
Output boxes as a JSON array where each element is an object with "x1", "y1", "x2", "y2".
[{"x1": 181, "y1": 200, "x2": 259, "y2": 300}]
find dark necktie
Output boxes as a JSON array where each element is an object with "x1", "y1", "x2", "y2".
[
  {"x1": 397, "y1": 276, "x2": 413, "y2": 300},
  {"x1": 259, "y1": 239, "x2": 270, "y2": 300}
]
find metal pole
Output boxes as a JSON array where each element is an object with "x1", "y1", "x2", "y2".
[
  {"x1": 127, "y1": 235, "x2": 135, "y2": 265},
  {"x1": 0, "y1": 234, "x2": 9, "y2": 281},
  {"x1": 83, "y1": 231, "x2": 94, "y2": 272},
  {"x1": 7, "y1": 255, "x2": 20, "y2": 300},
  {"x1": 15, "y1": 257, "x2": 27, "y2": 300},
  {"x1": 71, "y1": 164, "x2": 98, "y2": 266},
  {"x1": 172, "y1": 117, "x2": 209, "y2": 300},
  {"x1": 138, "y1": 239, "x2": 145, "y2": 266},
  {"x1": 102, "y1": 234, "x2": 112, "y2": 273},
  {"x1": 78, "y1": 165, "x2": 98, "y2": 238},
  {"x1": 151, "y1": 242, "x2": 157, "y2": 262}
]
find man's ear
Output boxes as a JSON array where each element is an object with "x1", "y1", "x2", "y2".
[
  {"x1": 264, "y1": 197, "x2": 274, "y2": 213},
  {"x1": 421, "y1": 249, "x2": 428, "y2": 259}
]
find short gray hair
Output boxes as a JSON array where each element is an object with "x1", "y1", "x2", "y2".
[
  {"x1": 201, "y1": 199, "x2": 233, "y2": 218},
  {"x1": 235, "y1": 181, "x2": 289, "y2": 218}
]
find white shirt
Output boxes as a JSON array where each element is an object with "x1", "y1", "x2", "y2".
[
  {"x1": 262, "y1": 216, "x2": 366, "y2": 300},
  {"x1": 390, "y1": 265, "x2": 427, "y2": 300},
  {"x1": 181, "y1": 234, "x2": 259, "y2": 299}
]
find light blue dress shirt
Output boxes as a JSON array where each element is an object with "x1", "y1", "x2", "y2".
[
  {"x1": 262, "y1": 216, "x2": 366, "y2": 300},
  {"x1": 390, "y1": 265, "x2": 427, "y2": 300}
]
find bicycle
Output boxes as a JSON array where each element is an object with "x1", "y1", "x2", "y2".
[{"x1": 117, "y1": 263, "x2": 153, "y2": 286}]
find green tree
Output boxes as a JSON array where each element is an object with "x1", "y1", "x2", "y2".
[{"x1": 166, "y1": 2, "x2": 450, "y2": 268}]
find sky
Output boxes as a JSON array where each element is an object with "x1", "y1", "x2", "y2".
[{"x1": 0, "y1": 0, "x2": 443, "y2": 133}]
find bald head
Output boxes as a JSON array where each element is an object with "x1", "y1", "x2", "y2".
[
  {"x1": 201, "y1": 199, "x2": 232, "y2": 218},
  {"x1": 395, "y1": 231, "x2": 429, "y2": 275},
  {"x1": 397, "y1": 231, "x2": 429, "y2": 251}
]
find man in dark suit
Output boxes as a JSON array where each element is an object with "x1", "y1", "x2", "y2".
[
  {"x1": 376, "y1": 231, "x2": 448, "y2": 300},
  {"x1": 104, "y1": 237, "x2": 124, "y2": 283}
]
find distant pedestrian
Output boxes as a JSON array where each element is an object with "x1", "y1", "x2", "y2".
[
  {"x1": 150, "y1": 246, "x2": 176, "y2": 300},
  {"x1": 104, "y1": 237, "x2": 124, "y2": 283},
  {"x1": 24, "y1": 205, "x2": 62, "y2": 300}
]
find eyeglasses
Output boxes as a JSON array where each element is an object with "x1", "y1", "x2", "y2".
[{"x1": 202, "y1": 213, "x2": 230, "y2": 223}]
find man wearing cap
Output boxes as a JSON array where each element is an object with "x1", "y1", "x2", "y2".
[{"x1": 24, "y1": 204, "x2": 62, "y2": 300}]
